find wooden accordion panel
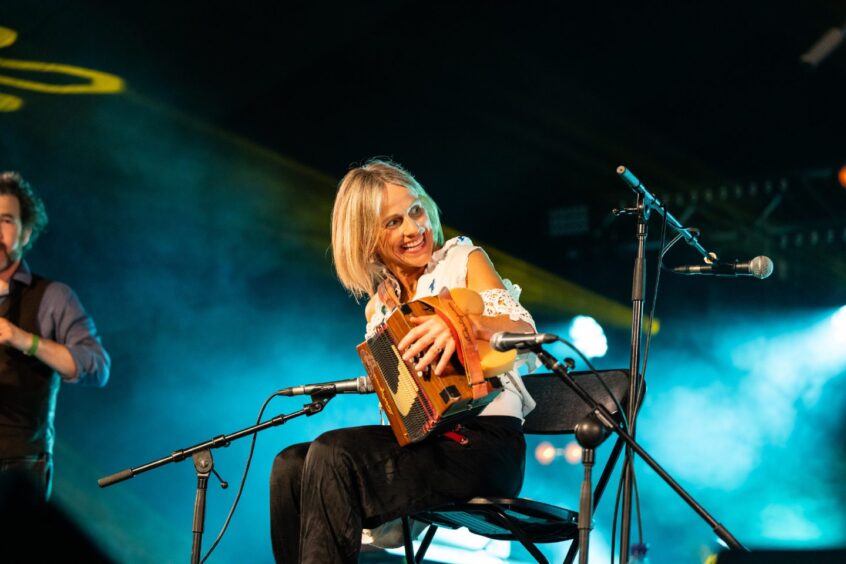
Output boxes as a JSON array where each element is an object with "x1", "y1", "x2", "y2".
[{"x1": 357, "y1": 288, "x2": 515, "y2": 446}]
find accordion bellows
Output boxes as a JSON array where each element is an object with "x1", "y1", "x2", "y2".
[{"x1": 358, "y1": 288, "x2": 515, "y2": 446}]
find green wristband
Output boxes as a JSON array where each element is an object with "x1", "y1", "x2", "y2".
[{"x1": 25, "y1": 334, "x2": 40, "y2": 357}]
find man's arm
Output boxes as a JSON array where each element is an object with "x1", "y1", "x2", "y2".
[
  {"x1": 0, "y1": 320, "x2": 79, "y2": 380},
  {"x1": 0, "y1": 283, "x2": 110, "y2": 385}
]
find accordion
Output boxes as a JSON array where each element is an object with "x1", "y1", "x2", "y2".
[{"x1": 357, "y1": 287, "x2": 516, "y2": 446}]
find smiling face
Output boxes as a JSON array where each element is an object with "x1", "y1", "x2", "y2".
[
  {"x1": 376, "y1": 183, "x2": 434, "y2": 275},
  {"x1": 0, "y1": 193, "x2": 31, "y2": 274}
]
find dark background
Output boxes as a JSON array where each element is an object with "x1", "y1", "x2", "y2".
[{"x1": 2, "y1": 2, "x2": 846, "y2": 563}]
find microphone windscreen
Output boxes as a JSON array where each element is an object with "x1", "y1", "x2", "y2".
[{"x1": 751, "y1": 256, "x2": 774, "y2": 279}]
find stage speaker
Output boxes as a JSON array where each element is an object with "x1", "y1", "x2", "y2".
[
  {"x1": 0, "y1": 471, "x2": 112, "y2": 561},
  {"x1": 717, "y1": 547, "x2": 846, "y2": 564}
]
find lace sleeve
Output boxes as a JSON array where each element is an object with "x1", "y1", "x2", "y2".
[{"x1": 479, "y1": 279, "x2": 535, "y2": 329}]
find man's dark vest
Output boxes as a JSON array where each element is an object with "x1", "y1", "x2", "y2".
[{"x1": 0, "y1": 274, "x2": 59, "y2": 458}]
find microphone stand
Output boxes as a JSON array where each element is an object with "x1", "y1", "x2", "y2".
[
  {"x1": 613, "y1": 165, "x2": 733, "y2": 563},
  {"x1": 529, "y1": 346, "x2": 746, "y2": 563},
  {"x1": 618, "y1": 192, "x2": 648, "y2": 564},
  {"x1": 98, "y1": 393, "x2": 335, "y2": 564}
]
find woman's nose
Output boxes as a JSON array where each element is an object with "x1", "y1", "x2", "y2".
[{"x1": 401, "y1": 215, "x2": 424, "y2": 235}]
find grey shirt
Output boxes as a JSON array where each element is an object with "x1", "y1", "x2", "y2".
[{"x1": 2, "y1": 261, "x2": 109, "y2": 387}]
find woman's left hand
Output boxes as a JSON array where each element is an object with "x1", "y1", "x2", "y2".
[{"x1": 397, "y1": 315, "x2": 456, "y2": 376}]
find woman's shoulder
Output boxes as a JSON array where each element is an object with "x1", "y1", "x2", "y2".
[
  {"x1": 431, "y1": 235, "x2": 479, "y2": 265},
  {"x1": 442, "y1": 235, "x2": 475, "y2": 251},
  {"x1": 417, "y1": 236, "x2": 484, "y2": 295}
]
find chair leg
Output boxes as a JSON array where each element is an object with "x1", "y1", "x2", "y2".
[
  {"x1": 415, "y1": 524, "x2": 438, "y2": 562},
  {"x1": 487, "y1": 506, "x2": 549, "y2": 564},
  {"x1": 401, "y1": 518, "x2": 438, "y2": 564},
  {"x1": 402, "y1": 517, "x2": 415, "y2": 563}
]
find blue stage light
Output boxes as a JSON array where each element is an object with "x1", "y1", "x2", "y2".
[{"x1": 831, "y1": 305, "x2": 846, "y2": 339}]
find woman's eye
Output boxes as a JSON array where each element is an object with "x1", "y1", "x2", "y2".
[
  {"x1": 409, "y1": 205, "x2": 424, "y2": 217},
  {"x1": 386, "y1": 218, "x2": 400, "y2": 228}
]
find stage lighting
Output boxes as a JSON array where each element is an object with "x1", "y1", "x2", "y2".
[
  {"x1": 838, "y1": 165, "x2": 846, "y2": 189},
  {"x1": 801, "y1": 25, "x2": 845, "y2": 67},
  {"x1": 534, "y1": 440, "x2": 582, "y2": 465},
  {"x1": 832, "y1": 305, "x2": 846, "y2": 338},
  {"x1": 568, "y1": 315, "x2": 608, "y2": 358},
  {"x1": 535, "y1": 441, "x2": 556, "y2": 465},
  {"x1": 564, "y1": 441, "x2": 583, "y2": 464}
]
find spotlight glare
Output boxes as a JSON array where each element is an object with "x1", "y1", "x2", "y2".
[
  {"x1": 838, "y1": 165, "x2": 846, "y2": 189},
  {"x1": 568, "y1": 315, "x2": 608, "y2": 358},
  {"x1": 832, "y1": 306, "x2": 846, "y2": 339},
  {"x1": 564, "y1": 441, "x2": 583, "y2": 464},
  {"x1": 535, "y1": 441, "x2": 556, "y2": 465}
]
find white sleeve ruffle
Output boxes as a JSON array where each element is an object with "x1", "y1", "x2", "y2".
[
  {"x1": 480, "y1": 280, "x2": 541, "y2": 376},
  {"x1": 479, "y1": 280, "x2": 535, "y2": 329}
]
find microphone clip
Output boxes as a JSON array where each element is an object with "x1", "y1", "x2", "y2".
[
  {"x1": 612, "y1": 206, "x2": 642, "y2": 217},
  {"x1": 305, "y1": 396, "x2": 331, "y2": 414}
]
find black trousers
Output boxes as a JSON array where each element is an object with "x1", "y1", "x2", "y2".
[
  {"x1": 269, "y1": 415, "x2": 526, "y2": 563},
  {"x1": 0, "y1": 453, "x2": 52, "y2": 500}
]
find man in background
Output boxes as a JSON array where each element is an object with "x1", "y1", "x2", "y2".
[{"x1": 0, "y1": 171, "x2": 110, "y2": 499}]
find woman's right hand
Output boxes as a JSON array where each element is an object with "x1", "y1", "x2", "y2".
[{"x1": 397, "y1": 314, "x2": 456, "y2": 376}]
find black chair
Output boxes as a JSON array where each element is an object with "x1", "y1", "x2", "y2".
[{"x1": 401, "y1": 369, "x2": 630, "y2": 564}]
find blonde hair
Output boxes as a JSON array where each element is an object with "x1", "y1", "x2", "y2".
[{"x1": 331, "y1": 158, "x2": 444, "y2": 299}]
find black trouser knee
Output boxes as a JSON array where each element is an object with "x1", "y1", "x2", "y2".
[{"x1": 269, "y1": 442, "x2": 309, "y2": 563}]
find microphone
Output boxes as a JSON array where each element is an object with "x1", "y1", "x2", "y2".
[
  {"x1": 490, "y1": 332, "x2": 558, "y2": 352},
  {"x1": 277, "y1": 376, "x2": 374, "y2": 396},
  {"x1": 672, "y1": 256, "x2": 774, "y2": 279}
]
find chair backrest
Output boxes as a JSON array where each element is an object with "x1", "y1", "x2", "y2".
[{"x1": 521, "y1": 370, "x2": 630, "y2": 435}]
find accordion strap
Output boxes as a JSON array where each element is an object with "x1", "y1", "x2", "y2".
[{"x1": 377, "y1": 279, "x2": 401, "y2": 311}]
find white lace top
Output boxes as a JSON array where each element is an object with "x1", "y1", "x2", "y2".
[{"x1": 365, "y1": 236, "x2": 537, "y2": 419}]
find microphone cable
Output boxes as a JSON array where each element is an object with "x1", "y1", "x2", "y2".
[
  {"x1": 551, "y1": 336, "x2": 630, "y2": 434},
  {"x1": 200, "y1": 390, "x2": 285, "y2": 563},
  {"x1": 638, "y1": 206, "x2": 686, "y2": 409}
]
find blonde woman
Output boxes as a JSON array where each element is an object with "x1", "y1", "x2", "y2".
[{"x1": 270, "y1": 159, "x2": 537, "y2": 563}]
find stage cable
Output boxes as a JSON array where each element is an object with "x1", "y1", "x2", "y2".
[
  {"x1": 637, "y1": 204, "x2": 673, "y2": 410},
  {"x1": 200, "y1": 391, "x2": 280, "y2": 563},
  {"x1": 554, "y1": 337, "x2": 629, "y2": 433},
  {"x1": 610, "y1": 459, "x2": 625, "y2": 564},
  {"x1": 633, "y1": 468, "x2": 644, "y2": 550}
]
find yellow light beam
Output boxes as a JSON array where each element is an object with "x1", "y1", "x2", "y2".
[
  {"x1": 0, "y1": 92, "x2": 22, "y2": 111},
  {"x1": 120, "y1": 92, "x2": 658, "y2": 334},
  {"x1": 0, "y1": 57, "x2": 124, "y2": 94},
  {"x1": 444, "y1": 227, "x2": 659, "y2": 333},
  {"x1": 0, "y1": 26, "x2": 17, "y2": 48}
]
